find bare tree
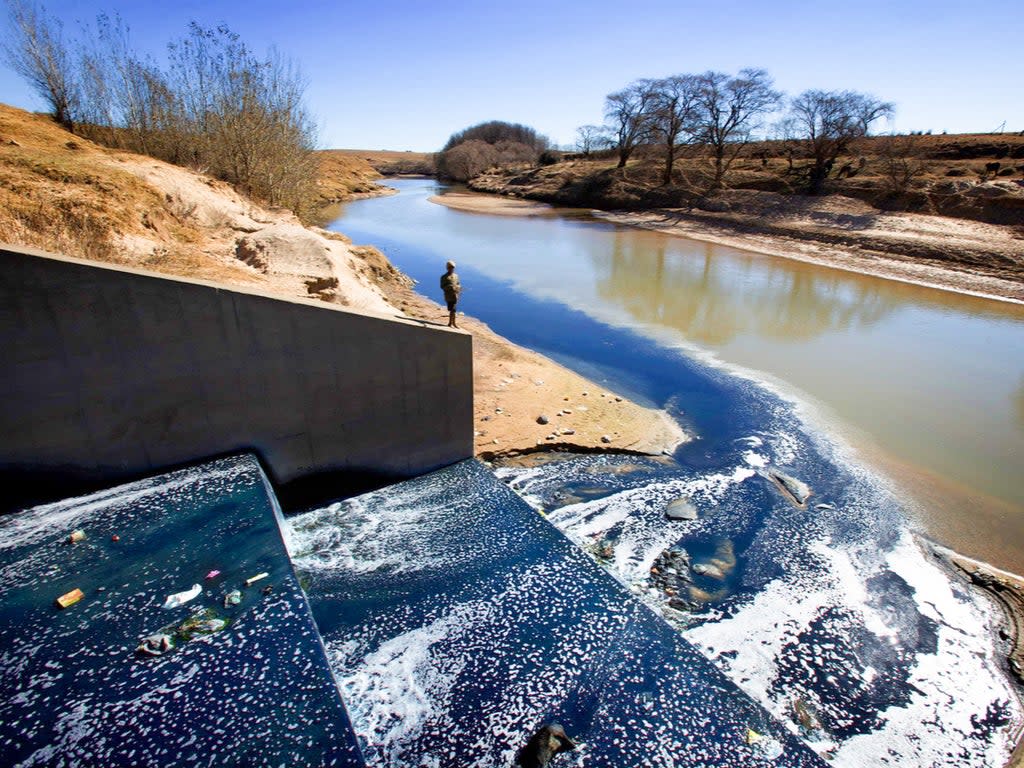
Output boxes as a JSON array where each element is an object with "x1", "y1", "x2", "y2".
[
  {"x1": 77, "y1": 13, "x2": 178, "y2": 158},
  {"x1": 648, "y1": 74, "x2": 701, "y2": 185},
  {"x1": 437, "y1": 139, "x2": 498, "y2": 181},
  {"x1": 604, "y1": 79, "x2": 657, "y2": 169},
  {"x1": 574, "y1": 124, "x2": 606, "y2": 156},
  {"x1": 788, "y1": 89, "x2": 893, "y2": 193},
  {"x1": 436, "y1": 120, "x2": 548, "y2": 180},
  {"x1": 877, "y1": 133, "x2": 926, "y2": 193},
  {"x1": 3, "y1": 6, "x2": 318, "y2": 215},
  {"x1": 2, "y1": 0, "x2": 78, "y2": 129},
  {"x1": 166, "y1": 24, "x2": 318, "y2": 210},
  {"x1": 694, "y1": 68, "x2": 782, "y2": 189},
  {"x1": 770, "y1": 116, "x2": 803, "y2": 175},
  {"x1": 853, "y1": 95, "x2": 894, "y2": 135}
]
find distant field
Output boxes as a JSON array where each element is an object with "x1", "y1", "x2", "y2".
[{"x1": 322, "y1": 148, "x2": 435, "y2": 176}]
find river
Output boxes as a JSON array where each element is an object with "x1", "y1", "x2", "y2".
[
  {"x1": 323, "y1": 178, "x2": 1024, "y2": 765},
  {"x1": 329, "y1": 178, "x2": 1024, "y2": 576}
]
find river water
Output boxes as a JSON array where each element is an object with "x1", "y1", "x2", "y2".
[
  {"x1": 330, "y1": 178, "x2": 1024, "y2": 575},
  {"x1": 326, "y1": 178, "x2": 1024, "y2": 765}
]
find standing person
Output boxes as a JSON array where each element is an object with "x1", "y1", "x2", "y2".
[{"x1": 440, "y1": 260, "x2": 461, "y2": 328}]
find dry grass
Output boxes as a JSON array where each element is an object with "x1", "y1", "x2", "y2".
[
  {"x1": 312, "y1": 148, "x2": 435, "y2": 211},
  {"x1": 321, "y1": 148, "x2": 435, "y2": 176},
  {"x1": 0, "y1": 104, "x2": 269, "y2": 287},
  {"x1": 0, "y1": 106, "x2": 194, "y2": 260},
  {"x1": 314, "y1": 150, "x2": 384, "y2": 204}
]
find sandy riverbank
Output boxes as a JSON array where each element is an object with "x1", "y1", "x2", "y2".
[
  {"x1": 375, "y1": 277, "x2": 688, "y2": 460},
  {"x1": 428, "y1": 191, "x2": 555, "y2": 217},
  {"x1": 431, "y1": 188, "x2": 1024, "y2": 303}
]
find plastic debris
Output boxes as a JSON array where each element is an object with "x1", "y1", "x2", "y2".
[
  {"x1": 205, "y1": 569, "x2": 221, "y2": 581},
  {"x1": 745, "y1": 727, "x2": 784, "y2": 759},
  {"x1": 261, "y1": 584, "x2": 273, "y2": 596},
  {"x1": 55, "y1": 588, "x2": 84, "y2": 608},
  {"x1": 110, "y1": 534, "x2": 120, "y2": 542},
  {"x1": 68, "y1": 530, "x2": 86, "y2": 543},
  {"x1": 245, "y1": 572, "x2": 269, "y2": 587},
  {"x1": 162, "y1": 583, "x2": 202, "y2": 609},
  {"x1": 137, "y1": 633, "x2": 173, "y2": 657},
  {"x1": 224, "y1": 589, "x2": 242, "y2": 607},
  {"x1": 178, "y1": 610, "x2": 227, "y2": 640}
]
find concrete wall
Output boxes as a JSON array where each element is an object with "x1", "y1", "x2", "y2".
[{"x1": 0, "y1": 245, "x2": 473, "y2": 508}]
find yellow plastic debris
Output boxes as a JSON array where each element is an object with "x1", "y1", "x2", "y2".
[
  {"x1": 55, "y1": 588, "x2": 84, "y2": 609},
  {"x1": 745, "y1": 728, "x2": 762, "y2": 745}
]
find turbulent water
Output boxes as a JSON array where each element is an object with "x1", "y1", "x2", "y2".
[
  {"x1": 284, "y1": 460, "x2": 825, "y2": 767},
  {"x1": 494, "y1": 375, "x2": 1019, "y2": 766},
  {"x1": 0, "y1": 455, "x2": 363, "y2": 767},
  {"x1": 282, "y1": 374, "x2": 1021, "y2": 765}
]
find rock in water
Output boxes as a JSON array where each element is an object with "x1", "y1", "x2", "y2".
[
  {"x1": 649, "y1": 547, "x2": 692, "y2": 594},
  {"x1": 767, "y1": 468, "x2": 812, "y2": 506},
  {"x1": 665, "y1": 497, "x2": 698, "y2": 521},
  {"x1": 692, "y1": 562, "x2": 726, "y2": 580},
  {"x1": 518, "y1": 723, "x2": 576, "y2": 767}
]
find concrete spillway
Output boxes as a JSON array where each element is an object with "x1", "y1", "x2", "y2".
[
  {"x1": 287, "y1": 459, "x2": 827, "y2": 766},
  {"x1": 1, "y1": 454, "x2": 826, "y2": 766},
  {"x1": 0, "y1": 455, "x2": 364, "y2": 766}
]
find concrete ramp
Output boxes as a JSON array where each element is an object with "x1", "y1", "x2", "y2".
[
  {"x1": 287, "y1": 459, "x2": 827, "y2": 766},
  {"x1": 0, "y1": 455, "x2": 364, "y2": 766}
]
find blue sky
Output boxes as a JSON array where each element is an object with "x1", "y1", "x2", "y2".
[{"x1": 2, "y1": 0, "x2": 1022, "y2": 151}]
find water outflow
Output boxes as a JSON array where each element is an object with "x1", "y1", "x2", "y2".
[
  {"x1": 285, "y1": 459, "x2": 825, "y2": 767},
  {"x1": 497, "y1": 388, "x2": 1018, "y2": 766}
]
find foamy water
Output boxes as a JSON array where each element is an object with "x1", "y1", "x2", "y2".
[
  {"x1": 496, "y1": 408, "x2": 1022, "y2": 766},
  {"x1": 285, "y1": 460, "x2": 825, "y2": 766}
]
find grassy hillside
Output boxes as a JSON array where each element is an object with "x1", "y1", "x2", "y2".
[
  {"x1": 0, "y1": 104, "x2": 219, "y2": 275},
  {"x1": 313, "y1": 150, "x2": 434, "y2": 209},
  {"x1": 0, "y1": 104, "x2": 406, "y2": 309},
  {"x1": 314, "y1": 150, "x2": 385, "y2": 204},
  {"x1": 322, "y1": 149, "x2": 435, "y2": 176}
]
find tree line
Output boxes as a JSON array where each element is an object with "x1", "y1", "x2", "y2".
[
  {"x1": 578, "y1": 69, "x2": 893, "y2": 193},
  {"x1": 3, "y1": 0, "x2": 317, "y2": 215}
]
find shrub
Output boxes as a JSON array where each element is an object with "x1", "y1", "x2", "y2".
[{"x1": 436, "y1": 120, "x2": 549, "y2": 181}]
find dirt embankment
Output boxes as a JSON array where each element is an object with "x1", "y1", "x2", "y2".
[
  {"x1": 598, "y1": 194, "x2": 1024, "y2": 302},
  {"x1": 0, "y1": 104, "x2": 684, "y2": 459}
]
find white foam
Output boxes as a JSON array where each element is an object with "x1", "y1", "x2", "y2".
[
  {"x1": 0, "y1": 459, "x2": 254, "y2": 550},
  {"x1": 743, "y1": 450, "x2": 768, "y2": 468},
  {"x1": 331, "y1": 608, "x2": 469, "y2": 751},
  {"x1": 684, "y1": 529, "x2": 1022, "y2": 766}
]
